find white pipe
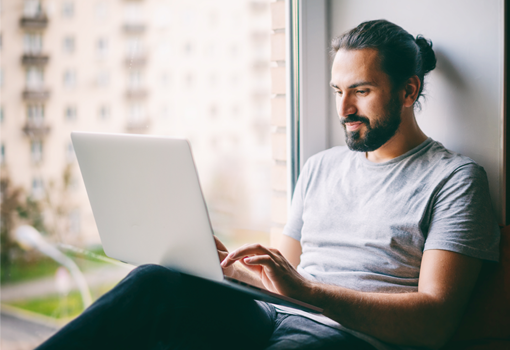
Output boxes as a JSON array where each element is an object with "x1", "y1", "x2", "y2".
[{"x1": 15, "y1": 225, "x2": 93, "y2": 308}]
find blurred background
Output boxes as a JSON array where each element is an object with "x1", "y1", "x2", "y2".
[{"x1": 0, "y1": 0, "x2": 273, "y2": 348}]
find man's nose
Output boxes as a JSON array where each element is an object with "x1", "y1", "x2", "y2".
[{"x1": 337, "y1": 95, "x2": 357, "y2": 118}]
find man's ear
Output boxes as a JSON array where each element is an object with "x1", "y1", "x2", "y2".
[{"x1": 402, "y1": 75, "x2": 421, "y2": 107}]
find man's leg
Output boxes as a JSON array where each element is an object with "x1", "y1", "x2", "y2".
[
  {"x1": 265, "y1": 314, "x2": 377, "y2": 350},
  {"x1": 36, "y1": 264, "x2": 275, "y2": 350}
]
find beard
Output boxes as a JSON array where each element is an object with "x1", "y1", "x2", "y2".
[{"x1": 342, "y1": 95, "x2": 402, "y2": 152}]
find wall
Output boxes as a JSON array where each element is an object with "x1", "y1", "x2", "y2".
[{"x1": 324, "y1": 0, "x2": 506, "y2": 224}]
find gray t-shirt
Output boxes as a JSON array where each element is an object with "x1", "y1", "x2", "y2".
[{"x1": 278, "y1": 138, "x2": 500, "y2": 349}]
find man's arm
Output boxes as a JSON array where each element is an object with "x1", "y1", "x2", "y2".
[{"x1": 222, "y1": 243, "x2": 482, "y2": 349}]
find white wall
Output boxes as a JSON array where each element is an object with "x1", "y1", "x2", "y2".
[{"x1": 301, "y1": 0, "x2": 506, "y2": 224}]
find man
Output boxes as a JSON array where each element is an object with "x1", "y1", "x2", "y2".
[{"x1": 38, "y1": 20, "x2": 499, "y2": 350}]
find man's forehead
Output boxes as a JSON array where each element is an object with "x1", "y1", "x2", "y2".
[{"x1": 330, "y1": 48, "x2": 388, "y2": 87}]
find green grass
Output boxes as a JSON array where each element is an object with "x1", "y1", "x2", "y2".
[
  {"x1": 7, "y1": 284, "x2": 116, "y2": 319},
  {"x1": 0, "y1": 246, "x2": 110, "y2": 285}
]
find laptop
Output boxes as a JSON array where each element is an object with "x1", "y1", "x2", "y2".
[{"x1": 71, "y1": 131, "x2": 322, "y2": 314}]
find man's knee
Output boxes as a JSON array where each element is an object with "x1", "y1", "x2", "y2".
[{"x1": 124, "y1": 264, "x2": 182, "y2": 291}]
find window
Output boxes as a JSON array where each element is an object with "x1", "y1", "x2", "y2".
[
  {"x1": 27, "y1": 104, "x2": 44, "y2": 124},
  {"x1": 26, "y1": 66, "x2": 44, "y2": 89},
  {"x1": 128, "y1": 103, "x2": 145, "y2": 122},
  {"x1": 62, "y1": 1, "x2": 74, "y2": 18},
  {"x1": 63, "y1": 70, "x2": 76, "y2": 88},
  {"x1": 68, "y1": 210, "x2": 81, "y2": 235},
  {"x1": 31, "y1": 140, "x2": 43, "y2": 163},
  {"x1": 63, "y1": 36, "x2": 75, "y2": 53},
  {"x1": 128, "y1": 70, "x2": 142, "y2": 89},
  {"x1": 98, "y1": 105, "x2": 110, "y2": 120},
  {"x1": 124, "y1": 3, "x2": 143, "y2": 24},
  {"x1": 31, "y1": 177, "x2": 44, "y2": 199},
  {"x1": 96, "y1": 70, "x2": 109, "y2": 87},
  {"x1": 0, "y1": 144, "x2": 4, "y2": 165},
  {"x1": 0, "y1": 69, "x2": 4, "y2": 87},
  {"x1": 95, "y1": 2, "x2": 109, "y2": 21},
  {"x1": 66, "y1": 141, "x2": 75, "y2": 163},
  {"x1": 96, "y1": 37, "x2": 108, "y2": 58},
  {"x1": 65, "y1": 105, "x2": 77, "y2": 121},
  {"x1": 23, "y1": 0, "x2": 42, "y2": 17},
  {"x1": 126, "y1": 37, "x2": 143, "y2": 57},
  {"x1": 0, "y1": 106, "x2": 4, "y2": 123},
  {"x1": 24, "y1": 33, "x2": 42, "y2": 54}
]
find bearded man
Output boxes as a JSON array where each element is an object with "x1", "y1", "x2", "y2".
[{"x1": 37, "y1": 19, "x2": 499, "y2": 350}]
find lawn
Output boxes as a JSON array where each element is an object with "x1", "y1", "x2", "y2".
[
  {"x1": 7, "y1": 283, "x2": 116, "y2": 319},
  {"x1": 0, "y1": 246, "x2": 110, "y2": 285}
]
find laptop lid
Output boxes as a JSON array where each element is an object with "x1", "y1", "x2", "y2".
[{"x1": 71, "y1": 132, "x2": 224, "y2": 282}]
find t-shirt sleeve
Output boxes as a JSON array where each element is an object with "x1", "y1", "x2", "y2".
[
  {"x1": 424, "y1": 163, "x2": 500, "y2": 261},
  {"x1": 282, "y1": 161, "x2": 311, "y2": 241}
]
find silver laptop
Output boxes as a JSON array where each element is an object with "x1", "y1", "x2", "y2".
[{"x1": 71, "y1": 132, "x2": 322, "y2": 314}]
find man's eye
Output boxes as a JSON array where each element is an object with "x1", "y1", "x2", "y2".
[
  {"x1": 357, "y1": 90, "x2": 368, "y2": 95},
  {"x1": 334, "y1": 90, "x2": 342, "y2": 96}
]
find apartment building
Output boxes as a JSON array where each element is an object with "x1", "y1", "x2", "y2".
[{"x1": 0, "y1": 0, "x2": 272, "y2": 247}]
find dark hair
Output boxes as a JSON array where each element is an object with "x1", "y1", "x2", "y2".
[{"x1": 331, "y1": 20, "x2": 436, "y2": 108}]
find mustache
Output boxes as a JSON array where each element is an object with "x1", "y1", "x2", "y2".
[{"x1": 341, "y1": 114, "x2": 370, "y2": 126}]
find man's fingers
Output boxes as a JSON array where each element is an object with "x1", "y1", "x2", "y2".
[{"x1": 243, "y1": 255, "x2": 276, "y2": 268}]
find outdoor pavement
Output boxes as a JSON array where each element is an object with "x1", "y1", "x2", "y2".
[
  {"x1": 0, "y1": 264, "x2": 134, "y2": 302},
  {"x1": 0, "y1": 264, "x2": 135, "y2": 349},
  {"x1": 1, "y1": 312, "x2": 58, "y2": 350}
]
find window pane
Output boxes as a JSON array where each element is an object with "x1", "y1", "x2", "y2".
[{"x1": 1, "y1": 1, "x2": 272, "y2": 347}]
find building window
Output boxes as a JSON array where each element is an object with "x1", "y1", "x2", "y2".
[
  {"x1": 68, "y1": 209, "x2": 81, "y2": 235},
  {"x1": 96, "y1": 37, "x2": 108, "y2": 58},
  {"x1": 95, "y1": 2, "x2": 109, "y2": 21},
  {"x1": 27, "y1": 104, "x2": 44, "y2": 124},
  {"x1": 96, "y1": 70, "x2": 110, "y2": 87},
  {"x1": 23, "y1": 33, "x2": 42, "y2": 54},
  {"x1": 66, "y1": 141, "x2": 75, "y2": 163},
  {"x1": 24, "y1": 0, "x2": 42, "y2": 17},
  {"x1": 0, "y1": 144, "x2": 4, "y2": 165},
  {"x1": 0, "y1": 69, "x2": 3, "y2": 87},
  {"x1": 63, "y1": 36, "x2": 75, "y2": 53},
  {"x1": 62, "y1": 1, "x2": 74, "y2": 18},
  {"x1": 98, "y1": 105, "x2": 110, "y2": 120},
  {"x1": 63, "y1": 70, "x2": 77, "y2": 88},
  {"x1": 65, "y1": 105, "x2": 77, "y2": 121},
  {"x1": 124, "y1": 3, "x2": 143, "y2": 24},
  {"x1": 128, "y1": 70, "x2": 142, "y2": 89},
  {"x1": 31, "y1": 177, "x2": 44, "y2": 199},
  {"x1": 26, "y1": 67, "x2": 44, "y2": 89},
  {"x1": 126, "y1": 37, "x2": 143, "y2": 57},
  {"x1": 128, "y1": 103, "x2": 144, "y2": 122},
  {"x1": 31, "y1": 140, "x2": 43, "y2": 163},
  {"x1": 0, "y1": 106, "x2": 4, "y2": 123}
]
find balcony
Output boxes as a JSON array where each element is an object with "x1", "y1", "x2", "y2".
[
  {"x1": 125, "y1": 54, "x2": 147, "y2": 66},
  {"x1": 22, "y1": 88, "x2": 51, "y2": 101},
  {"x1": 125, "y1": 119, "x2": 150, "y2": 134},
  {"x1": 22, "y1": 121, "x2": 51, "y2": 138},
  {"x1": 22, "y1": 54, "x2": 49, "y2": 66},
  {"x1": 20, "y1": 14, "x2": 48, "y2": 29},
  {"x1": 125, "y1": 88, "x2": 148, "y2": 99},
  {"x1": 123, "y1": 23, "x2": 146, "y2": 34}
]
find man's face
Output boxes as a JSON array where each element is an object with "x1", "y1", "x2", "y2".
[{"x1": 330, "y1": 49, "x2": 403, "y2": 152}]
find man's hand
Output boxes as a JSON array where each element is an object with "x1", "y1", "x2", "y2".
[{"x1": 221, "y1": 243, "x2": 312, "y2": 297}]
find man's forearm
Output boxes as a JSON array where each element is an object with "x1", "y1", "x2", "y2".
[{"x1": 304, "y1": 283, "x2": 456, "y2": 349}]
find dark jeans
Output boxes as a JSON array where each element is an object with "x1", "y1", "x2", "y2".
[{"x1": 36, "y1": 264, "x2": 377, "y2": 350}]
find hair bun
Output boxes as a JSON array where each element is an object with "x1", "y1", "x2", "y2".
[{"x1": 415, "y1": 35, "x2": 436, "y2": 75}]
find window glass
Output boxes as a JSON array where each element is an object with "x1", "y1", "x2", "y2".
[
  {"x1": 1, "y1": 1, "x2": 271, "y2": 347},
  {"x1": 26, "y1": 66, "x2": 43, "y2": 88},
  {"x1": 63, "y1": 36, "x2": 75, "y2": 53},
  {"x1": 23, "y1": 32, "x2": 42, "y2": 54}
]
